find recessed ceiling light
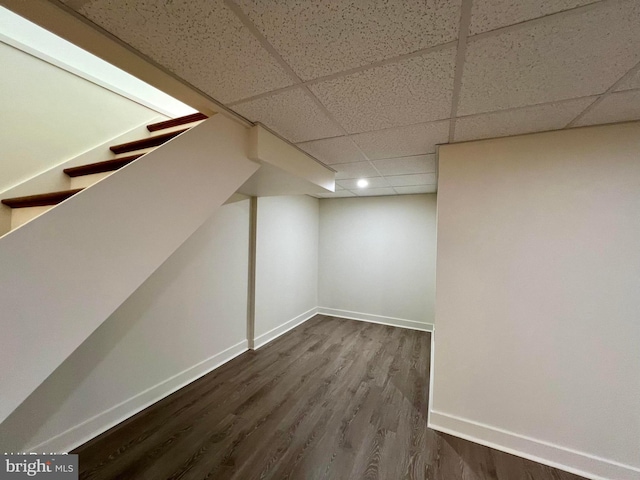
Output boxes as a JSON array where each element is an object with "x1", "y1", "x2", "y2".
[{"x1": 357, "y1": 179, "x2": 369, "y2": 188}]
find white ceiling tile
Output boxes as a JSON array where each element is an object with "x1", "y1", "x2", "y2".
[
  {"x1": 234, "y1": 0, "x2": 462, "y2": 80},
  {"x1": 573, "y1": 90, "x2": 640, "y2": 126},
  {"x1": 352, "y1": 120, "x2": 450, "y2": 160},
  {"x1": 469, "y1": 0, "x2": 599, "y2": 36},
  {"x1": 334, "y1": 162, "x2": 380, "y2": 180},
  {"x1": 385, "y1": 173, "x2": 437, "y2": 187},
  {"x1": 394, "y1": 185, "x2": 438, "y2": 194},
  {"x1": 372, "y1": 155, "x2": 437, "y2": 175},
  {"x1": 354, "y1": 187, "x2": 397, "y2": 197},
  {"x1": 233, "y1": 88, "x2": 343, "y2": 143},
  {"x1": 454, "y1": 98, "x2": 595, "y2": 142},
  {"x1": 72, "y1": 0, "x2": 295, "y2": 103},
  {"x1": 296, "y1": 136, "x2": 367, "y2": 165},
  {"x1": 459, "y1": 0, "x2": 640, "y2": 116},
  {"x1": 310, "y1": 47, "x2": 456, "y2": 133},
  {"x1": 614, "y1": 68, "x2": 640, "y2": 92},
  {"x1": 337, "y1": 177, "x2": 389, "y2": 190},
  {"x1": 315, "y1": 190, "x2": 356, "y2": 198}
]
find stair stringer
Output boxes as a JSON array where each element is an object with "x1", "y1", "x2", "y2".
[
  {"x1": 0, "y1": 115, "x2": 260, "y2": 424},
  {"x1": 0, "y1": 115, "x2": 167, "y2": 202},
  {"x1": 0, "y1": 117, "x2": 168, "y2": 236}
]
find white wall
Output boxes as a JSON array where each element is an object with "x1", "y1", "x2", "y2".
[
  {"x1": 0, "y1": 116, "x2": 259, "y2": 425},
  {"x1": 0, "y1": 200, "x2": 251, "y2": 453},
  {"x1": 0, "y1": 7, "x2": 196, "y2": 119},
  {"x1": 432, "y1": 122, "x2": 640, "y2": 480},
  {"x1": 0, "y1": 41, "x2": 164, "y2": 193},
  {"x1": 318, "y1": 194, "x2": 436, "y2": 331},
  {"x1": 254, "y1": 195, "x2": 319, "y2": 347}
]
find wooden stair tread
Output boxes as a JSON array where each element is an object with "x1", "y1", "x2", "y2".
[
  {"x1": 147, "y1": 112, "x2": 208, "y2": 132},
  {"x1": 110, "y1": 129, "x2": 188, "y2": 155},
  {"x1": 64, "y1": 154, "x2": 143, "y2": 177},
  {"x1": 2, "y1": 189, "x2": 84, "y2": 208}
]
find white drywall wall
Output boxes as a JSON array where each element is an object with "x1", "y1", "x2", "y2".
[
  {"x1": 0, "y1": 200, "x2": 250, "y2": 453},
  {"x1": 432, "y1": 122, "x2": 640, "y2": 480},
  {"x1": 318, "y1": 194, "x2": 436, "y2": 330},
  {"x1": 0, "y1": 7, "x2": 196, "y2": 119},
  {"x1": 254, "y1": 195, "x2": 319, "y2": 347},
  {"x1": 0, "y1": 41, "x2": 164, "y2": 193},
  {"x1": 0, "y1": 116, "x2": 260, "y2": 425},
  {"x1": 244, "y1": 125, "x2": 335, "y2": 196}
]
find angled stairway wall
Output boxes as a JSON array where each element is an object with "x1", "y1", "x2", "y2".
[
  {"x1": 0, "y1": 40, "x2": 167, "y2": 195},
  {"x1": 0, "y1": 199, "x2": 252, "y2": 454},
  {"x1": 0, "y1": 115, "x2": 260, "y2": 424}
]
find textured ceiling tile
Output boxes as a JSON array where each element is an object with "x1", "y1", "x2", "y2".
[
  {"x1": 337, "y1": 177, "x2": 389, "y2": 190},
  {"x1": 458, "y1": 0, "x2": 640, "y2": 116},
  {"x1": 372, "y1": 155, "x2": 437, "y2": 175},
  {"x1": 352, "y1": 120, "x2": 450, "y2": 160},
  {"x1": 334, "y1": 162, "x2": 380, "y2": 180},
  {"x1": 468, "y1": 0, "x2": 599, "y2": 35},
  {"x1": 310, "y1": 47, "x2": 456, "y2": 133},
  {"x1": 385, "y1": 173, "x2": 437, "y2": 187},
  {"x1": 354, "y1": 187, "x2": 397, "y2": 197},
  {"x1": 454, "y1": 97, "x2": 595, "y2": 142},
  {"x1": 316, "y1": 191, "x2": 356, "y2": 198},
  {"x1": 234, "y1": 0, "x2": 462, "y2": 80},
  {"x1": 73, "y1": 0, "x2": 295, "y2": 103},
  {"x1": 394, "y1": 185, "x2": 438, "y2": 194},
  {"x1": 573, "y1": 90, "x2": 640, "y2": 126},
  {"x1": 233, "y1": 88, "x2": 343, "y2": 143},
  {"x1": 614, "y1": 68, "x2": 640, "y2": 92},
  {"x1": 296, "y1": 136, "x2": 367, "y2": 165}
]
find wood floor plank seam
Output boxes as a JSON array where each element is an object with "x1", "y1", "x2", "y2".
[{"x1": 73, "y1": 315, "x2": 587, "y2": 480}]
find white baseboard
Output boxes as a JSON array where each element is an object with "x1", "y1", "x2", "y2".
[
  {"x1": 253, "y1": 307, "x2": 319, "y2": 350},
  {"x1": 427, "y1": 329, "x2": 436, "y2": 425},
  {"x1": 428, "y1": 411, "x2": 640, "y2": 480},
  {"x1": 28, "y1": 339, "x2": 249, "y2": 454},
  {"x1": 317, "y1": 307, "x2": 434, "y2": 332}
]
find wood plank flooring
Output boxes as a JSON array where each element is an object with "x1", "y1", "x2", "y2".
[{"x1": 73, "y1": 315, "x2": 587, "y2": 480}]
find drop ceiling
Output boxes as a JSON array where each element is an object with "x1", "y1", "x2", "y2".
[{"x1": 59, "y1": 0, "x2": 640, "y2": 197}]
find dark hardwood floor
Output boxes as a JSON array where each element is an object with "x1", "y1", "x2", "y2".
[{"x1": 73, "y1": 315, "x2": 586, "y2": 480}]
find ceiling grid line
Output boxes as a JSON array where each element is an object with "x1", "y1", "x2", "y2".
[
  {"x1": 293, "y1": 77, "x2": 400, "y2": 192},
  {"x1": 454, "y1": 94, "x2": 601, "y2": 122},
  {"x1": 293, "y1": 92, "x2": 608, "y2": 148},
  {"x1": 43, "y1": 0, "x2": 256, "y2": 127},
  {"x1": 447, "y1": 0, "x2": 473, "y2": 143},
  {"x1": 226, "y1": 84, "x2": 300, "y2": 108},
  {"x1": 566, "y1": 59, "x2": 640, "y2": 128},
  {"x1": 343, "y1": 130, "x2": 403, "y2": 194},
  {"x1": 6, "y1": 0, "x2": 640, "y2": 200},
  {"x1": 226, "y1": 0, "x2": 638, "y2": 197},
  {"x1": 467, "y1": 0, "x2": 608, "y2": 43},
  {"x1": 226, "y1": 40, "x2": 458, "y2": 108},
  {"x1": 221, "y1": 0, "x2": 302, "y2": 84},
  {"x1": 223, "y1": 0, "x2": 398, "y2": 196},
  {"x1": 227, "y1": 1, "x2": 609, "y2": 112},
  {"x1": 223, "y1": 0, "x2": 344, "y2": 139},
  {"x1": 54, "y1": 0, "x2": 638, "y2": 198}
]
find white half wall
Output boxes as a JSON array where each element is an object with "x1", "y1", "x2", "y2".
[
  {"x1": 0, "y1": 116, "x2": 259, "y2": 425},
  {"x1": 0, "y1": 6, "x2": 196, "y2": 119},
  {"x1": 0, "y1": 200, "x2": 251, "y2": 453},
  {"x1": 318, "y1": 195, "x2": 437, "y2": 331},
  {"x1": 432, "y1": 122, "x2": 640, "y2": 480},
  {"x1": 0, "y1": 41, "x2": 166, "y2": 193},
  {"x1": 254, "y1": 195, "x2": 319, "y2": 348}
]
